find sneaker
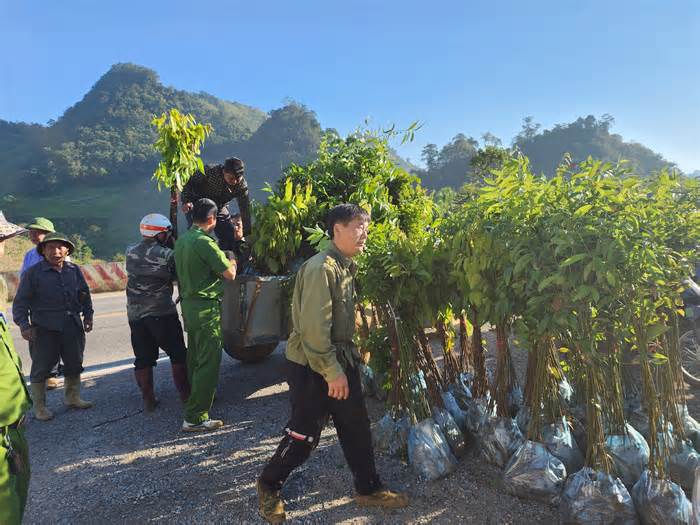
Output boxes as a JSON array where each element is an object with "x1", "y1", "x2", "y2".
[
  {"x1": 181, "y1": 418, "x2": 224, "y2": 432},
  {"x1": 355, "y1": 488, "x2": 409, "y2": 509},
  {"x1": 257, "y1": 480, "x2": 286, "y2": 524}
]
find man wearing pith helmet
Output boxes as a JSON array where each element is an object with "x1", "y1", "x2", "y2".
[
  {"x1": 125, "y1": 214, "x2": 190, "y2": 412},
  {"x1": 20, "y1": 216, "x2": 65, "y2": 391},
  {"x1": 12, "y1": 232, "x2": 94, "y2": 421},
  {"x1": 0, "y1": 211, "x2": 32, "y2": 524}
]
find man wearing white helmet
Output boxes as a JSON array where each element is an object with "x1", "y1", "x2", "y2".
[{"x1": 125, "y1": 214, "x2": 190, "y2": 411}]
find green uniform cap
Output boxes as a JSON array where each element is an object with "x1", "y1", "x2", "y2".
[
  {"x1": 26, "y1": 217, "x2": 55, "y2": 233},
  {"x1": 36, "y1": 232, "x2": 76, "y2": 255}
]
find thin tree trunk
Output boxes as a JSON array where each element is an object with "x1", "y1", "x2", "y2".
[
  {"x1": 170, "y1": 186, "x2": 179, "y2": 239},
  {"x1": 471, "y1": 305, "x2": 487, "y2": 397}
]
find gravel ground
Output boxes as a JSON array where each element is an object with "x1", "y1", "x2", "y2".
[
  {"x1": 22, "y1": 334, "x2": 699, "y2": 524},
  {"x1": 23, "y1": 339, "x2": 559, "y2": 524}
]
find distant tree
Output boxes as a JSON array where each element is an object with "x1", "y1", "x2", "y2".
[
  {"x1": 421, "y1": 143, "x2": 439, "y2": 170},
  {"x1": 480, "y1": 132, "x2": 502, "y2": 147}
]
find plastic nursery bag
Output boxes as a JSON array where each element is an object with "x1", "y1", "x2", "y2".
[
  {"x1": 503, "y1": 440, "x2": 566, "y2": 504},
  {"x1": 631, "y1": 469, "x2": 692, "y2": 525},
  {"x1": 677, "y1": 404, "x2": 700, "y2": 452},
  {"x1": 464, "y1": 397, "x2": 496, "y2": 436},
  {"x1": 441, "y1": 390, "x2": 468, "y2": 432},
  {"x1": 408, "y1": 419, "x2": 458, "y2": 481},
  {"x1": 448, "y1": 373, "x2": 473, "y2": 410},
  {"x1": 559, "y1": 377, "x2": 574, "y2": 405},
  {"x1": 433, "y1": 408, "x2": 467, "y2": 458},
  {"x1": 668, "y1": 439, "x2": 700, "y2": 492},
  {"x1": 372, "y1": 413, "x2": 410, "y2": 458},
  {"x1": 515, "y1": 405, "x2": 530, "y2": 435},
  {"x1": 480, "y1": 417, "x2": 524, "y2": 468},
  {"x1": 605, "y1": 423, "x2": 650, "y2": 487},
  {"x1": 542, "y1": 417, "x2": 584, "y2": 474},
  {"x1": 559, "y1": 467, "x2": 638, "y2": 525},
  {"x1": 359, "y1": 364, "x2": 376, "y2": 398}
]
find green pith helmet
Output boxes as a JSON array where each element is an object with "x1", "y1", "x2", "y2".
[
  {"x1": 36, "y1": 232, "x2": 75, "y2": 255},
  {"x1": 26, "y1": 217, "x2": 56, "y2": 233}
]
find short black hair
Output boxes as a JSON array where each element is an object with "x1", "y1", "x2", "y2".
[
  {"x1": 192, "y1": 198, "x2": 218, "y2": 224},
  {"x1": 326, "y1": 204, "x2": 370, "y2": 239},
  {"x1": 223, "y1": 157, "x2": 245, "y2": 175}
]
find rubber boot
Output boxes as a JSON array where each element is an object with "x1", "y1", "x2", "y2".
[
  {"x1": 171, "y1": 362, "x2": 191, "y2": 402},
  {"x1": 30, "y1": 382, "x2": 54, "y2": 421},
  {"x1": 64, "y1": 375, "x2": 94, "y2": 409},
  {"x1": 134, "y1": 367, "x2": 159, "y2": 412}
]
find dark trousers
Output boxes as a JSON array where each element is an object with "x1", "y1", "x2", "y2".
[
  {"x1": 259, "y1": 360, "x2": 382, "y2": 495},
  {"x1": 29, "y1": 321, "x2": 85, "y2": 383},
  {"x1": 186, "y1": 206, "x2": 236, "y2": 251},
  {"x1": 129, "y1": 314, "x2": 187, "y2": 369}
]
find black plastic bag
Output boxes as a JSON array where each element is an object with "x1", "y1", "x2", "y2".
[
  {"x1": 559, "y1": 467, "x2": 638, "y2": 525},
  {"x1": 480, "y1": 417, "x2": 524, "y2": 467},
  {"x1": 464, "y1": 397, "x2": 496, "y2": 436},
  {"x1": 542, "y1": 417, "x2": 584, "y2": 474},
  {"x1": 515, "y1": 405, "x2": 530, "y2": 435},
  {"x1": 408, "y1": 419, "x2": 458, "y2": 481},
  {"x1": 631, "y1": 469, "x2": 692, "y2": 525},
  {"x1": 503, "y1": 440, "x2": 566, "y2": 504},
  {"x1": 668, "y1": 439, "x2": 700, "y2": 493},
  {"x1": 678, "y1": 404, "x2": 700, "y2": 452},
  {"x1": 372, "y1": 413, "x2": 410, "y2": 458},
  {"x1": 605, "y1": 423, "x2": 650, "y2": 487},
  {"x1": 441, "y1": 390, "x2": 468, "y2": 432},
  {"x1": 359, "y1": 364, "x2": 376, "y2": 398},
  {"x1": 433, "y1": 408, "x2": 467, "y2": 458}
]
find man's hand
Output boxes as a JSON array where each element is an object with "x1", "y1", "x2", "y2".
[
  {"x1": 182, "y1": 202, "x2": 194, "y2": 213},
  {"x1": 327, "y1": 373, "x2": 349, "y2": 400},
  {"x1": 20, "y1": 328, "x2": 34, "y2": 341},
  {"x1": 83, "y1": 319, "x2": 93, "y2": 333}
]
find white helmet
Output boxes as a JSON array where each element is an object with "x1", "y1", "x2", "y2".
[{"x1": 139, "y1": 214, "x2": 172, "y2": 237}]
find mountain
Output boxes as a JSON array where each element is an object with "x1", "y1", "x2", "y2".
[
  {"x1": 0, "y1": 63, "x2": 324, "y2": 257},
  {"x1": 416, "y1": 116, "x2": 679, "y2": 191}
]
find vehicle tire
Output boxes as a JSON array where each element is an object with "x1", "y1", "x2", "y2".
[
  {"x1": 224, "y1": 341, "x2": 278, "y2": 363},
  {"x1": 680, "y1": 329, "x2": 700, "y2": 387}
]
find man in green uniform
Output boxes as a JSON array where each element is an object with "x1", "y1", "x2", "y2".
[
  {"x1": 174, "y1": 198, "x2": 237, "y2": 432},
  {"x1": 0, "y1": 211, "x2": 32, "y2": 524},
  {"x1": 257, "y1": 204, "x2": 408, "y2": 524}
]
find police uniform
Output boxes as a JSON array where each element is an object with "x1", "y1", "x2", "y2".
[
  {"x1": 259, "y1": 243, "x2": 382, "y2": 496},
  {"x1": 0, "y1": 211, "x2": 31, "y2": 524},
  {"x1": 174, "y1": 226, "x2": 231, "y2": 425}
]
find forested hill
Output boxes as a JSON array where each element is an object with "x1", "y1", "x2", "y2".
[
  {"x1": 416, "y1": 115, "x2": 679, "y2": 190},
  {"x1": 0, "y1": 63, "x2": 326, "y2": 196}
]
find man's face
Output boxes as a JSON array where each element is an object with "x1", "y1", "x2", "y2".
[
  {"x1": 42, "y1": 241, "x2": 70, "y2": 266},
  {"x1": 223, "y1": 170, "x2": 242, "y2": 186},
  {"x1": 29, "y1": 229, "x2": 48, "y2": 245},
  {"x1": 232, "y1": 217, "x2": 243, "y2": 240},
  {"x1": 333, "y1": 217, "x2": 370, "y2": 258}
]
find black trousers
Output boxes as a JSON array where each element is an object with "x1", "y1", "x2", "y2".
[
  {"x1": 29, "y1": 321, "x2": 85, "y2": 383},
  {"x1": 259, "y1": 360, "x2": 381, "y2": 495},
  {"x1": 129, "y1": 314, "x2": 187, "y2": 369},
  {"x1": 186, "y1": 207, "x2": 236, "y2": 251}
]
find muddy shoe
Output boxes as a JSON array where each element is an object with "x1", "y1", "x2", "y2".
[
  {"x1": 355, "y1": 488, "x2": 409, "y2": 509},
  {"x1": 257, "y1": 480, "x2": 285, "y2": 524},
  {"x1": 181, "y1": 419, "x2": 224, "y2": 432}
]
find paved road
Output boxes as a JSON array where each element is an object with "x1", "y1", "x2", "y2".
[{"x1": 9, "y1": 291, "x2": 165, "y2": 376}]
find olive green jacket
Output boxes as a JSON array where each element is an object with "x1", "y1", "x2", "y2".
[
  {"x1": 0, "y1": 312, "x2": 31, "y2": 428},
  {"x1": 174, "y1": 226, "x2": 231, "y2": 301},
  {"x1": 285, "y1": 243, "x2": 360, "y2": 382}
]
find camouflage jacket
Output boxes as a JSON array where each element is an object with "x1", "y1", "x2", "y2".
[{"x1": 126, "y1": 238, "x2": 178, "y2": 322}]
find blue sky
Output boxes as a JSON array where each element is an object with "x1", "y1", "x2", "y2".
[{"x1": 1, "y1": 0, "x2": 699, "y2": 171}]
